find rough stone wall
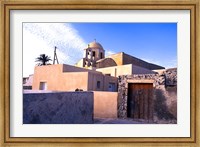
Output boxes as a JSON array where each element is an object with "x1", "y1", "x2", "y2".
[
  {"x1": 118, "y1": 74, "x2": 161, "y2": 118},
  {"x1": 118, "y1": 68, "x2": 177, "y2": 123},
  {"x1": 23, "y1": 92, "x2": 93, "y2": 124},
  {"x1": 154, "y1": 86, "x2": 177, "y2": 123},
  {"x1": 165, "y1": 68, "x2": 177, "y2": 86}
]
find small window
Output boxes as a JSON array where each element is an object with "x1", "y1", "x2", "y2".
[
  {"x1": 105, "y1": 74, "x2": 111, "y2": 76},
  {"x1": 97, "y1": 81, "x2": 100, "y2": 89},
  {"x1": 108, "y1": 83, "x2": 115, "y2": 92},
  {"x1": 39, "y1": 82, "x2": 47, "y2": 90},
  {"x1": 92, "y1": 51, "x2": 95, "y2": 57},
  {"x1": 100, "y1": 52, "x2": 103, "y2": 59},
  {"x1": 23, "y1": 78, "x2": 27, "y2": 84}
]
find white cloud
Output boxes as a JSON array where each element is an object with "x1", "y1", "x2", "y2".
[{"x1": 23, "y1": 23, "x2": 87, "y2": 77}]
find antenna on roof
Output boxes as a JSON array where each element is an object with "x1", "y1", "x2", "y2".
[
  {"x1": 94, "y1": 39, "x2": 96, "y2": 42},
  {"x1": 53, "y1": 46, "x2": 59, "y2": 64}
]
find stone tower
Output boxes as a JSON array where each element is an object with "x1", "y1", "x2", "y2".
[{"x1": 83, "y1": 40, "x2": 105, "y2": 67}]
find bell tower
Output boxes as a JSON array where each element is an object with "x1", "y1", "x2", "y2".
[{"x1": 84, "y1": 40, "x2": 105, "y2": 67}]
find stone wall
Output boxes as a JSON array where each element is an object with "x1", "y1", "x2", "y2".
[
  {"x1": 118, "y1": 68, "x2": 177, "y2": 123},
  {"x1": 165, "y1": 68, "x2": 177, "y2": 86},
  {"x1": 23, "y1": 92, "x2": 93, "y2": 124}
]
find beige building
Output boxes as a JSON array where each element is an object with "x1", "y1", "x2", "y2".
[
  {"x1": 32, "y1": 64, "x2": 118, "y2": 92},
  {"x1": 31, "y1": 40, "x2": 164, "y2": 92},
  {"x1": 75, "y1": 40, "x2": 163, "y2": 77},
  {"x1": 26, "y1": 41, "x2": 177, "y2": 122},
  {"x1": 76, "y1": 41, "x2": 164, "y2": 70}
]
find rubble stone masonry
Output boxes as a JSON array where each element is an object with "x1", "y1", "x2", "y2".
[{"x1": 118, "y1": 68, "x2": 177, "y2": 123}]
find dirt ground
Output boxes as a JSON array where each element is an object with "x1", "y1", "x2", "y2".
[{"x1": 94, "y1": 118, "x2": 155, "y2": 124}]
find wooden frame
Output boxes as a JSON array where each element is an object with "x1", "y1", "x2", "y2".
[{"x1": 0, "y1": 0, "x2": 199, "y2": 146}]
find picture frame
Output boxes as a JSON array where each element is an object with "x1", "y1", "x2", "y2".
[{"x1": 0, "y1": 0, "x2": 199, "y2": 146}]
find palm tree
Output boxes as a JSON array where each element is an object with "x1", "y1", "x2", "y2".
[{"x1": 35, "y1": 54, "x2": 52, "y2": 66}]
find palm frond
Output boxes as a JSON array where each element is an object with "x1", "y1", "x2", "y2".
[{"x1": 35, "y1": 54, "x2": 52, "y2": 66}]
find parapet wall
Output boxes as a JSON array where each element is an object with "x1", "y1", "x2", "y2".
[
  {"x1": 93, "y1": 91, "x2": 118, "y2": 118},
  {"x1": 23, "y1": 91, "x2": 118, "y2": 124},
  {"x1": 23, "y1": 92, "x2": 93, "y2": 124}
]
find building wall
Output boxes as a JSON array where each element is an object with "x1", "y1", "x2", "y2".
[
  {"x1": 96, "y1": 64, "x2": 132, "y2": 77},
  {"x1": 96, "y1": 64, "x2": 155, "y2": 77},
  {"x1": 32, "y1": 64, "x2": 62, "y2": 90},
  {"x1": 132, "y1": 65, "x2": 156, "y2": 74},
  {"x1": 122, "y1": 52, "x2": 164, "y2": 70},
  {"x1": 107, "y1": 52, "x2": 123, "y2": 66},
  {"x1": 165, "y1": 68, "x2": 177, "y2": 86},
  {"x1": 32, "y1": 64, "x2": 89, "y2": 91},
  {"x1": 23, "y1": 74, "x2": 33, "y2": 85},
  {"x1": 75, "y1": 59, "x2": 84, "y2": 68},
  {"x1": 118, "y1": 68, "x2": 177, "y2": 123},
  {"x1": 96, "y1": 58, "x2": 117, "y2": 68},
  {"x1": 93, "y1": 91, "x2": 118, "y2": 118},
  {"x1": 32, "y1": 64, "x2": 117, "y2": 92},
  {"x1": 63, "y1": 63, "x2": 95, "y2": 72},
  {"x1": 23, "y1": 74, "x2": 33, "y2": 89},
  {"x1": 87, "y1": 72, "x2": 118, "y2": 91},
  {"x1": 61, "y1": 72, "x2": 89, "y2": 91},
  {"x1": 103, "y1": 52, "x2": 164, "y2": 70},
  {"x1": 103, "y1": 75, "x2": 118, "y2": 91},
  {"x1": 23, "y1": 92, "x2": 93, "y2": 124},
  {"x1": 87, "y1": 72, "x2": 104, "y2": 91}
]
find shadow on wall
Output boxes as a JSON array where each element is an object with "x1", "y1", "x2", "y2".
[
  {"x1": 96, "y1": 58, "x2": 117, "y2": 68},
  {"x1": 154, "y1": 87, "x2": 177, "y2": 123},
  {"x1": 23, "y1": 92, "x2": 94, "y2": 124}
]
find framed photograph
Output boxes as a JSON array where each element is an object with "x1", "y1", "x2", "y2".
[{"x1": 0, "y1": 0, "x2": 199, "y2": 146}]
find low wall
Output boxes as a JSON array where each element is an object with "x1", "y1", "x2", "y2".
[
  {"x1": 23, "y1": 92, "x2": 93, "y2": 124},
  {"x1": 93, "y1": 91, "x2": 118, "y2": 118}
]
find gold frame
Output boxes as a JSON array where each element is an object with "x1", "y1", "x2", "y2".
[{"x1": 0, "y1": 0, "x2": 199, "y2": 146}]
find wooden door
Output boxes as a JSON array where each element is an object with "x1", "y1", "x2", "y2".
[{"x1": 127, "y1": 83, "x2": 153, "y2": 120}]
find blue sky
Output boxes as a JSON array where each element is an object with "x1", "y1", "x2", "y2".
[
  {"x1": 72, "y1": 23, "x2": 177, "y2": 66},
  {"x1": 23, "y1": 23, "x2": 177, "y2": 76}
]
